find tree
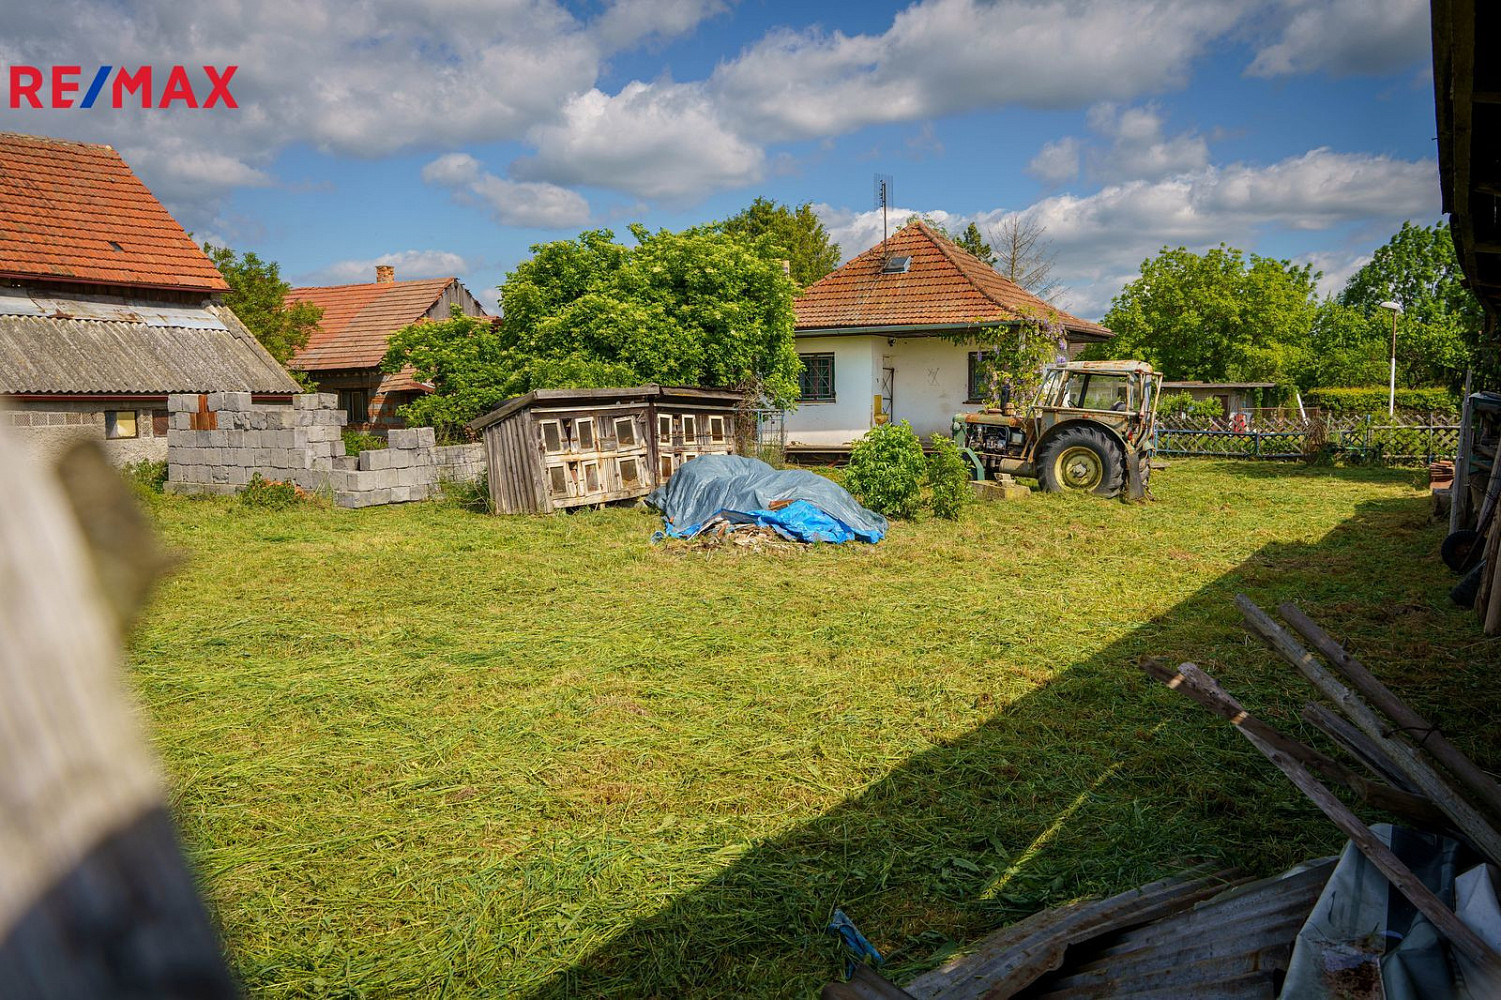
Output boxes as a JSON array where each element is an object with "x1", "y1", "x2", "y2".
[
  {"x1": 722, "y1": 198, "x2": 841, "y2": 287},
  {"x1": 954, "y1": 223, "x2": 996, "y2": 266},
  {"x1": 1084, "y1": 244, "x2": 1319, "y2": 384},
  {"x1": 1336, "y1": 221, "x2": 1480, "y2": 390},
  {"x1": 992, "y1": 215, "x2": 1061, "y2": 301},
  {"x1": 384, "y1": 225, "x2": 801, "y2": 434},
  {"x1": 202, "y1": 245, "x2": 322, "y2": 378}
]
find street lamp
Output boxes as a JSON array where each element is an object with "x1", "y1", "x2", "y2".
[{"x1": 1380, "y1": 301, "x2": 1403, "y2": 416}]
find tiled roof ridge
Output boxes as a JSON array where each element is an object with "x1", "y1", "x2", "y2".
[{"x1": 289, "y1": 276, "x2": 456, "y2": 293}]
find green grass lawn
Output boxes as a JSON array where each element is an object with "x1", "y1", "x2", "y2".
[{"x1": 128, "y1": 460, "x2": 1501, "y2": 998}]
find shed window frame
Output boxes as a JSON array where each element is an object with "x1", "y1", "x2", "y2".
[
  {"x1": 540, "y1": 419, "x2": 564, "y2": 454},
  {"x1": 546, "y1": 464, "x2": 570, "y2": 497},
  {"x1": 618, "y1": 456, "x2": 641, "y2": 488},
  {"x1": 614, "y1": 416, "x2": 637, "y2": 447},
  {"x1": 658, "y1": 414, "x2": 673, "y2": 443},
  {"x1": 576, "y1": 418, "x2": 596, "y2": 450},
  {"x1": 104, "y1": 410, "x2": 138, "y2": 440},
  {"x1": 798, "y1": 352, "x2": 836, "y2": 402},
  {"x1": 708, "y1": 415, "x2": 726, "y2": 443},
  {"x1": 582, "y1": 461, "x2": 601, "y2": 493},
  {"x1": 658, "y1": 454, "x2": 675, "y2": 479},
  {"x1": 681, "y1": 414, "x2": 697, "y2": 443}
]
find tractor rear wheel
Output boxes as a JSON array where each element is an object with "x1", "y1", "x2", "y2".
[{"x1": 1037, "y1": 426, "x2": 1125, "y2": 497}]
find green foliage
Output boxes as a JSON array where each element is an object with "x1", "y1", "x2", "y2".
[
  {"x1": 1086, "y1": 245, "x2": 1319, "y2": 384},
  {"x1": 845, "y1": 421, "x2": 927, "y2": 519},
  {"x1": 436, "y1": 473, "x2": 492, "y2": 514},
  {"x1": 1304, "y1": 386, "x2": 1459, "y2": 414},
  {"x1": 954, "y1": 223, "x2": 996, "y2": 266},
  {"x1": 1337, "y1": 221, "x2": 1481, "y2": 390},
  {"x1": 203, "y1": 244, "x2": 323, "y2": 383},
  {"x1": 721, "y1": 198, "x2": 841, "y2": 287},
  {"x1": 342, "y1": 430, "x2": 386, "y2": 457},
  {"x1": 1157, "y1": 392, "x2": 1225, "y2": 421},
  {"x1": 388, "y1": 226, "x2": 801, "y2": 433},
  {"x1": 239, "y1": 473, "x2": 302, "y2": 510},
  {"x1": 925, "y1": 434, "x2": 972, "y2": 519},
  {"x1": 122, "y1": 459, "x2": 168, "y2": 496},
  {"x1": 1302, "y1": 301, "x2": 1391, "y2": 389},
  {"x1": 956, "y1": 311, "x2": 1066, "y2": 408}
]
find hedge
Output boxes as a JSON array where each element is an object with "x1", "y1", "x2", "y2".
[{"x1": 1305, "y1": 386, "x2": 1458, "y2": 413}]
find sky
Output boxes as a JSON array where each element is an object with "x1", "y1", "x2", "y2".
[{"x1": 0, "y1": 0, "x2": 1440, "y2": 320}]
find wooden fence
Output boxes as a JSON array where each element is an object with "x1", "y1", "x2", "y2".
[{"x1": 1156, "y1": 412, "x2": 1460, "y2": 465}]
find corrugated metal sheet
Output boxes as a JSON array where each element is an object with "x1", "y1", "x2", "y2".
[{"x1": 0, "y1": 299, "x2": 301, "y2": 395}]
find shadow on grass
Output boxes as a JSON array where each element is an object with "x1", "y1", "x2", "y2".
[
  {"x1": 1163, "y1": 457, "x2": 1430, "y2": 488},
  {"x1": 520, "y1": 492, "x2": 1496, "y2": 998}
]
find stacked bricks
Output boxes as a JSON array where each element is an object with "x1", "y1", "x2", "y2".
[{"x1": 165, "y1": 393, "x2": 486, "y2": 508}]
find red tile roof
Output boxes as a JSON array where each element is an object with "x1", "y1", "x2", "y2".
[
  {"x1": 284, "y1": 278, "x2": 458, "y2": 371},
  {"x1": 794, "y1": 221, "x2": 1111, "y2": 340},
  {"x1": 0, "y1": 132, "x2": 228, "y2": 292}
]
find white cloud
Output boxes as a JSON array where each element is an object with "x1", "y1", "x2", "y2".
[
  {"x1": 422, "y1": 153, "x2": 591, "y2": 228},
  {"x1": 817, "y1": 147, "x2": 1437, "y2": 320},
  {"x1": 1084, "y1": 103, "x2": 1208, "y2": 181},
  {"x1": 1247, "y1": 0, "x2": 1429, "y2": 78},
  {"x1": 512, "y1": 81, "x2": 764, "y2": 201},
  {"x1": 711, "y1": 0, "x2": 1245, "y2": 142},
  {"x1": 1028, "y1": 137, "x2": 1081, "y2": 184},
  {"x1": 1297, "y1": 249, "x2": 1372, "y2": 299},
  {"x1": 592, "y1": 0, "x2": 729, "y2": 51},
  {"x1": 298, "y1": 249, "x2": 473, "y2": 286}
]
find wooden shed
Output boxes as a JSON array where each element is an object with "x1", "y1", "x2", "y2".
[{"x1": 468, "y1": 385, "x2": 745, "y2": 514}]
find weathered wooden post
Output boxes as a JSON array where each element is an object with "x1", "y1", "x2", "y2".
[{"x1": 0, "y1": 427, "x2": 236, "y2": 997}]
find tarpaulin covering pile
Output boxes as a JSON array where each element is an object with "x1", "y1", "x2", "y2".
[{"x1": 646, "y1": 454, "x2": 887, "y2": 544}]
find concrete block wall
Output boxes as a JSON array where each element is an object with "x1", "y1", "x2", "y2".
[{"x1": 166, "y1": 394, "x2": 486, "y2": 508}]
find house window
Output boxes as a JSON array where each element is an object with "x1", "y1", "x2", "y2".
[
  {"x1": 708, "y1": 415, "x2": 726, "y2": 443},
  {"x1": 338, "y1": 389, "x2": 368, "y2": 425},
  {"x1": 798, "y1": 353, "x2": 835, "y2": 401},
  {"x1": 540, "y1": 420, "x2": 564, "y2": 453},
  {"x1": 658, "y1": 414, "x2": 673, "y2": 443},
  {"x1": 576, "y1": 418, "x2": 595, "y2": 450},
  {"x1": 618, "y1": 456, "x2": 641, "y2": 488},
  {"x1": 681, "y1": 414, "x2": 697, "y2": 442},
  {"x1": 967, "y1": 352, "x2": 987, "y2": 403},
  {"x1": 614, "y1": 417, "x2": 637, "y2": 447},
  {"x1": 582, "y1": 461, "x2": 601, "y2": 493},
  {"x1": 104, "y1": 410, "x2": 137, "y2": 439},
  {"x1": 546, "y1": 464, "x2": 569, "y2": 496}
]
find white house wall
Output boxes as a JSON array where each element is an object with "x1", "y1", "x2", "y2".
[
  {"x1": 784, "y1": 334, "x2": 983, "y2": 447},
  {"x1": 783, "y1": 335, "x2": 879, "y2": 446}
]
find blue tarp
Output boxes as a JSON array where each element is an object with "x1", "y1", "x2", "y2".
[{"x1": 646, "y1": 454, "x2": 887, "y2": 544}]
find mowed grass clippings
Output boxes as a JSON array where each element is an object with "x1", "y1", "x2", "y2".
[{"x1": 126, "y1": 461, "x2": 1501, "y2": 998}]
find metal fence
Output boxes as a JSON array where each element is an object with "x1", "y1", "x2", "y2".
[{"x1": 1156, "y1": 412, "x2": 1460, "y2": 465}]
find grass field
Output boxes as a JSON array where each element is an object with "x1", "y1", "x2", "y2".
[{"x1": 127, "y1": 460, "x2": 1501, "y2": 998}]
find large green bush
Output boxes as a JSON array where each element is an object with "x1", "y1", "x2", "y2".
[
  {"x1": 926, "y1": 434, "x2": 972, "y2": 520},
  {"x1": 845, "y1": 421, "x2": 926, "y2": 519},
  {"x1": 1306, "y1": 387, "x2": 1458, "y2": 414},
  {"x1": 1156, "y1": 392, "x2": 1225, "y2": 421}
]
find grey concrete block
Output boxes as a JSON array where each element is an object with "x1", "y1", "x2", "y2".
[
  {"x1": 361, "y1": 448, "x2": 393, "y2": 471},
  {"x1": 167, "y1": 394, "x2": 195, "y2": 413},
  {"x1": 228, "y1": 466, "x2": 248, "y2": 486},
  {"x1": 220, "y1": 392, "x2": 251, "y2": 412}
]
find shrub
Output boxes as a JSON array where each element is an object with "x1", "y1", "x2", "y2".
[
  {"x1": 845, "y1": 421, "x2": 926, "y2": 519},
  {"x1": 926, "y1": 434, "x2": 972, "y2": 520},
  {"x1": 1305, "y1": 386, "x2": 1458, "y2": 414},
  {"x1": 1156, "y1": 392, "x2": 1224, "y2": 421},
  {"x1": 343, "y1": 430, "x2": 386, "y2": 456},
  {"x1": 239, "y1": 473, "x2": 303, "y2": 510},
  {"x1": 437, "y1": 473, "x2": 492, "y2": 514},
  {"x1": 122, "y1": 459, "x2": 168, "y2": 496}
]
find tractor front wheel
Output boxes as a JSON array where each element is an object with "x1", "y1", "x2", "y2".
[{"x1": 1037, "y1": 426, "x2": 1125, "y2": 498}]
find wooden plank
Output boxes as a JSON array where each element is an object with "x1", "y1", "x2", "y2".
[
  {"x1": 1280, "y1": 602, "x2": 1501, "y2": 823},
  {"x1": 1193, "y1": 670, "x2": 1501, "y2": 984},
  {"x1": 1142, "y1": 660, "x2": 1447, "y2": 829},
  {"x1": 822, "y1": 965, "x2": 921, "y2": 1000},
  {"x1": 1237, "y1": 595, "x2": 1501, "y2": 866},
  {"x1": 1300, "y1": 702, "x2": 1424, "y2": 796}
]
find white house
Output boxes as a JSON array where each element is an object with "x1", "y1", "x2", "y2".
[{"x1": 785, "y1": 222, "x2": 1113, "y2": 450}]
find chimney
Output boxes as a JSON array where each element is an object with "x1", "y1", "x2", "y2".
[{"x1": 375, "y1": 265, "x2": 395, "y2": 284}]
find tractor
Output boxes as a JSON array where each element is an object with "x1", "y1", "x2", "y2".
[{"x1": 953, "y1": 360, "x2": 1164, "y2": 499}]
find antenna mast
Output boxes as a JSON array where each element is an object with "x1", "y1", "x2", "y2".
[{"x1": 873, "y1": 173, "x2": 893, "y2": 256}]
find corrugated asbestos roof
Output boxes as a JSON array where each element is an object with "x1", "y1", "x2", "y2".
[
  {"x1": 285, "y1": 278, "x2": 457, "y2": 371},
  {"x1": 0, "y1": 290, "x2": 301, "y2": 395},
  {"x1": 794, "y1": 222, "x2": 1111, "y2": 341},
  {"x1": 0, "y1": 132, "x2": 229, "y2": 292}
]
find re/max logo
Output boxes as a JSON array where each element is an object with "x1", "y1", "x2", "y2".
[{"x1": 7, "y1": 66, "x2": 238, "y2": 109}]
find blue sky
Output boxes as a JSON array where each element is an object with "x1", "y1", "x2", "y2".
[{"x1": 0, "y1": 0, "x2": 1438, "y2": 318}]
